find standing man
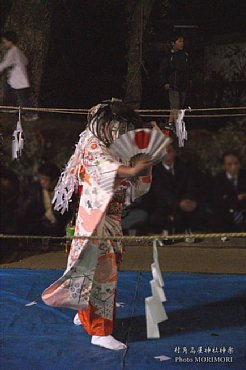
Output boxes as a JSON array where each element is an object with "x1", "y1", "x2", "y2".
[
  {"x1": 0, "y1": 31, "x2": 38, "y2": 121},
  {"x1": 160, "y1": 32, "x2": 190, "y2": 130}
]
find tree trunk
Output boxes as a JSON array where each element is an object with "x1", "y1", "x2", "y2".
[
  {"x1": 1, "y1": 0, "x2": 56, "y2": 105},
  {"x1": 125, "y1": 0, "x2": 155, "y2": 109}
]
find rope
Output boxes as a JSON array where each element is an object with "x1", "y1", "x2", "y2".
[
  {"x1": 1, "y1": 105, "x2": 246, "y2": 115},
  {"x1": 140, "y1": 113, "x2": 246, "y2": 118},
  {"x1": 138, "y1": 107, "x2": 246, "y2": 112},
  {"x1": 138, "y1": 2, "x2": 148, "y2": 76},
  {"x1": 1, "y1": 232, "x2": 246, "y2": 241},
  {"x1": 0, "y1": 105, "x2": 88, "y2": 115}
]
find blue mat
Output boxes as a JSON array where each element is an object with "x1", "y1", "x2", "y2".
[{"x1": 0, "y1": 269, "x2": 245, "y2": 370}]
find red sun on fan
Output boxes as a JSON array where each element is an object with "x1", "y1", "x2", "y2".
[{"x1": 134, "y1": 130, "x2": 150, "y2": 149}]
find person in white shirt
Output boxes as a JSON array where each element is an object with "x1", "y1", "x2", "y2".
[{"x1": 0, "y1": 31, "x2": 38, "y2": 121}]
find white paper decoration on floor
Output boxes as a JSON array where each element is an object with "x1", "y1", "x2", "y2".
[{"x1": 145, "y1": 240, "x2": 168, "y2": 339}]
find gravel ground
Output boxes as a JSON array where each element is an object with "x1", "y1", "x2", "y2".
[{"x1": 1, "y1": 238, "x2": 245, "y2": 274}]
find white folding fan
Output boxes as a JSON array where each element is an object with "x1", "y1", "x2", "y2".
[{"x1": 109, "y1": 129, "x2": 171, "y2": 166}]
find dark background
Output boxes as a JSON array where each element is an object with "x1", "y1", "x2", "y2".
[
  {"x1": 41, "y1": 0, "x2": 246, "y2": 108},
  {"x1": 1, "y1": 0, "x2": 246, "y2": 108}
]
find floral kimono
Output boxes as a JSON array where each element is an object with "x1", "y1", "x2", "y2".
[{"x1": 42, "y1": 127, "x2": 151, "y2": 336}]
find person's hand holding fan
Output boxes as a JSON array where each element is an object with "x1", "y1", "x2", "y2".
[{"x1": 110, "y1": 129, "x2": 171, "y2": 172}]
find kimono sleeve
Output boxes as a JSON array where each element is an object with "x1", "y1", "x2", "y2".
[{"x1": 83, "y1": 137, "x2": 121, "y2": 197}]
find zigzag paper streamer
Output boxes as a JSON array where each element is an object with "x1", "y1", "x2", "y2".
[
  {"x1": 145, "y1": 240, "x2": 168, "y2": 338},
  {"x1": 12, "y1": 110, "x2": 24, "y2": 159},
  {"x1": 175, "y1": 109, "x2": 187, "y2": 147}
]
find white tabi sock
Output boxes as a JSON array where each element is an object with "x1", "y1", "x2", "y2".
[
  {"x1": 91, "y1": 335, "x2": 127, "y2": 350},
  {"x1": 73, "y1": 313, "x2": 82, "y2": 326}
]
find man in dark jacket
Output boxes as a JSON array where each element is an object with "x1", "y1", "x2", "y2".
[
  {"x1": 213, "y1": 151, "x2": 246, "y2": 231},
  {"x1": 20, "y1": 163, "x2": 73, "y2": 236},
  {"x1": 144, "y1": 144, "x2": 206, "y2": 234},
  {"x1": 160, "y1": 32, "x2": 190, "y2": 129}
]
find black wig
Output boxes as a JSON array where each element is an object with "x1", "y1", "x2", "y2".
[{"x1": 87, "y1": 100, "x2": 142, "y2": 146}]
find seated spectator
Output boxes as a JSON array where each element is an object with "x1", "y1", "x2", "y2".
[
  {"x1": 143, "y1": 143, "x2": 209, "y2": 234},
  {"x1": 19, "y1": 163, "x2": 73, "y2": 236},
  {"x1": 121, "y1": 197, "x2": 148, "y2": 235},
  {"x1": 213, "y1": 151, "x2": 246, "y2": 232}
]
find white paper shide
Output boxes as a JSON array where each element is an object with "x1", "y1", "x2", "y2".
[{"x1": 145, "y1": 240, "x2": 168, "y2": 338}]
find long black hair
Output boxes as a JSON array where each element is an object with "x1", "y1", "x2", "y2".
[{"x1": 87, "y1": 100, "x2": 142, "y2": 146}]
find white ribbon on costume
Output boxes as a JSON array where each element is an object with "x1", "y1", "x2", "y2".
[
  {"x1": 175, "y1": 109, "x2": 187, "y2": 147},
  {"x1": 52, "y1": 103, "x2": 105, "y2": 214},
  {"x1": 52, "y1": 130, "x2": 87, "y2": 214},
  {"x1": 12, "y1": 108, "x2": 24, "y2": 159}
]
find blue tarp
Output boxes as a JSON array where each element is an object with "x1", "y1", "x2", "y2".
[{"x1": 0, "y1": 269, "x2": 245, "y2": 370}]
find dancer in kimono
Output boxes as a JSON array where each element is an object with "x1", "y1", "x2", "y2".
[{"x1": 42, "y1": 100, "x2": 152, "y2": 350}]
